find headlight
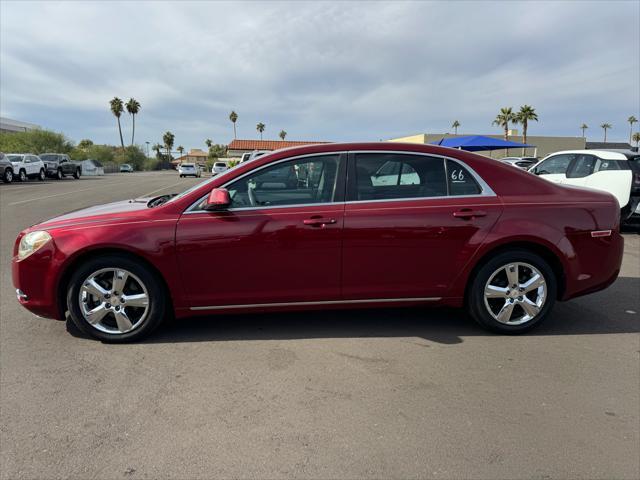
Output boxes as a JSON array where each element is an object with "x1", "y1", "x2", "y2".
[{"x1": 18, "y1": 231, "x2": 52, "y2": 260}]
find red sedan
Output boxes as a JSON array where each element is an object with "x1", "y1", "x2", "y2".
[{"x1": 12, "y1": 143, "x2": 624, "y2": 342}]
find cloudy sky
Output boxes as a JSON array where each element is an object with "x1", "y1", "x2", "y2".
[{"x1": 1, "y1": 1, "x2": 638, "y2": 149}]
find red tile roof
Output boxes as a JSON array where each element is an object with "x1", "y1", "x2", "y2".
[{"x1": 228, "y1": 139, "x2": 331, "y2": 151}]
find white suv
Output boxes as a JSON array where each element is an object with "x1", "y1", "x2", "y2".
[
  {"x1": 178, "y1": 163, "x2": 201, "y2": 178},
  {"x1": 6, "y1": 153, "x2": 46, "y2": 182},
  {"x1": 529, "y1": 149, "x2": 640, "y2": 225},
  {"x1": 211, "y1": 161, "x2": 228, "y2": 175}
]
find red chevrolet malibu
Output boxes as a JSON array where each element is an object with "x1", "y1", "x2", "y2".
[{"x1": 13, "y1": 143, "x2": 624, "y2": 342}]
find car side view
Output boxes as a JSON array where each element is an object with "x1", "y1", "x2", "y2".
[
  {"x1": 12, "y1": 143, "x2": 624, "y2": 342},
  {"x1": 0, "y1": 152, "x2": 14, "y2": 183},
  {"x1": 40, "y1": 153, "x2": 82, "y2": 180},
  {"x1": 6, "y1": 153, "x2": 46, "y2": 182},
  {"x1": 530, "y1": 149, "x2": 640, "y2": 225}
]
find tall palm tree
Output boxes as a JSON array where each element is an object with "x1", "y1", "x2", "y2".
[
  {"x1": 633, "y1": 132, "x2": 640, "y2": 148},
  {"x1": 205, "y1": 139, "x2": 213, "y2": 149},
  {"x1": 451, "y1": 120, "x2": 460, "y2": 135},
  {"x1": 125, "y1": 98, "x2": 141, "y2": 146},
  {"x1": 256, "y1": 122, "x2": 265, "y2": 140},
  {"x1": 162, "y1": 131, "x2": 175, "y2": 162},
  {"x1": 177, "y1": 146, "x2": 184, "y2": 157},
  {"x1": 580, "y1": 123, "x2": 588, "y2": 138},
  {"x1": 628, "y1": 116, "x2": 638, "y2": 143},
  {"x1": 279, "y1": 130, "x2": 287, "y2": 141},
  {"x1": 109, "y1": 97, "x2": 125, "y2": 154},
  {"x1": 229, "y1": 111, "x2": 238, "y2": 139},
  {"x1": 492, "y1": 107, "x2": 517, "y2": 141},
  {"x1": 600, "y1": 123, "x2": 612, "y2": 142},
  {"x1": 516, "y1": 105, "x2": 538, "y2": 146}
]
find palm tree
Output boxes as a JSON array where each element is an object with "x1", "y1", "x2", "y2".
[
  {"x1": 451, "y1": 120, "x2": 460, "y2": 135},
  {"x1": 256, "y1": 122, "x2": 265, "y2": 140},
  {"x1": 633, "y1": 132, "x2": 640, "y2": 148},
  {"x1": 516, "y1": 105, "x2": 538, "y2": 146},
  {"x1": 177, "y1": 146, "x2": 184, "y2": 158},
  {"x1": 279, "y1": 130, "x2": 287, "y2": 141},
  {"x1": 152, "y1": 143, "x2": 162, "y2": 159},
  {"x1": 205, "y1": 138, "x2": 213, "y2": 149},
  {"x1": 580, "y1": 123, "x2": 588, "y2": 138},
  {"x1": 600, "y1": 123, "x2": 612, "y2": 142},
  {"x1": 628, "y1": 116, "x2": 638, "y2": 143},
  {"x1": 162, "y1": 131, "x2": 175, "y2": 162},
  {"x1": 229, "y1": 111, "x2": 238, "y2": 139},
  {"x1": 109, "y1": 97, "x2": 125, "y2": 154},
  {"x1": 492, "y1": 107, "x2": 517, "y2": 141},
  {"x1": 125, "y1": 98, "x2": 141, "y2": 146}
]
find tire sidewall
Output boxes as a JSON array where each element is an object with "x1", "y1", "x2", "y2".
[
  {"x1": 57, "y1": 169, "x2": 64, "y2": 180},
  {"x1": 38, "y1": 169, "x2": 45, "y2": 181},
  {"x1": 67, "y1": 255, "x2": 166, "y2": 342},
  {"x1": 3, "y1": 169, "x2": 12, "y2": 183},
  {"x1": 73, "y1": 169, "x2": 81, "y2": 179},
  {"x1": 468, "y1": 249, "x2": 557, "y2": 334}
]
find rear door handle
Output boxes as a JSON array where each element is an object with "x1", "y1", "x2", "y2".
[
  {"x1": 303, "y1": 217, "x2": 337, "y2": 227},
  {"x1": 453, "y1": 209, "x2": 487, "y2": 219}
]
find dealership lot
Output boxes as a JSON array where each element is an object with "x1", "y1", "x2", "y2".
[{"x1": 1, "y1": 172, "x2": 638, "y2": 479}]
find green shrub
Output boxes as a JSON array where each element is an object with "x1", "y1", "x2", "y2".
[{"x1": 0, "y1": 129, "x2": 74, "y2": 154}]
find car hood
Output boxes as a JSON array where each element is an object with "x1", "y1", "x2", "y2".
[{"x1": 35, "y1": 198, "x2": 154, "y2": 230}]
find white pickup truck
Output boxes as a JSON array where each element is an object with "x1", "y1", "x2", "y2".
[
  {"x1": 6, "y1": 153, "x2": 46, "y2": 182},
  {"x1": 530, "y1": 149, "x2": 640, "y2": 226}
]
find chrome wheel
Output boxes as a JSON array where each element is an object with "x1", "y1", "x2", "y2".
[
  {"x1": 4, "y1": 170, "x2": 12, "y2": 182},
  {"x1": 78, "y1": 268, "x2": 150, "y2": 334},
  {"x1": 483, "y1": 262, "x2": 547, "y2": 326}
]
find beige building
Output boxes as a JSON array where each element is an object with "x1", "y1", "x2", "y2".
[
  {"x1": 388, "y1": 131, "x2": 586, "y2": 159},
  {"x1": 172, "y1": 148, "x2": 209, "y2": 167}
]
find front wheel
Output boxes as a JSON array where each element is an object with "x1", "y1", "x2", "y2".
[
  {"x1": 38, "y1": 168, "x2": 46, "y2": 181},
  {"x1": 2, "y1": 168, "x2": 12, "y2": 183},
  {"x1": 67, "y1": 255, "x2": 167, "y2": 342},
  {"x1": 56, "y1": 169, "x2": 64, "y2": 180},
  {"x1": 73, "y1": 168, "x2": 81, "y2": 179},
  {"x1": 467, "y1": 249, "x2": 557, "y2": 334}
]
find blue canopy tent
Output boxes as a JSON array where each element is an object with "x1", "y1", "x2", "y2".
[{"x1": 431, "y1": 135, "x2": 534, "y2": 152}]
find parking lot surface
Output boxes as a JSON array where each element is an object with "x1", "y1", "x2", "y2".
[{"x1": 1, "y1": 172, "x2": 638, "y2": 480}]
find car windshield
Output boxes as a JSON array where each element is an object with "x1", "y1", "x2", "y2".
[
  {"x1": 7, "y1": 155, "x2": 23, "y2": 161},
  {"x1": 181, "y1": 164, "x2": 195, "y2": 168},
  {"x1": 39, "y1": 154, "x2": 57, "y2": 161}
]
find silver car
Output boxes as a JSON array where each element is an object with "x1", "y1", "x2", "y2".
[{"x1": 500, "y1": 156, "x2": 538, "y2": 170}]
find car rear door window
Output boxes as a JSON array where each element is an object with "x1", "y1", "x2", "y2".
[
  {"x1": 226, "y1": 154, "x2": 340, "y2": 208},
  {"x1": 594, "y1": 158, "x2": 622, "y2": 172},
  {"x1": 567, "y1": 155, "x2": 596, "y2": 178},
  {"x1": 354, "y1": 153, "x2": 447, "y2": 201},
  {"x1": 446, "y1": 160, "x2": 481, "y2": 195}
]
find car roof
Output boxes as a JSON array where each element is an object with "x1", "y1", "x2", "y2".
[{"x1": 545, "y1": 149, "x2": 634, "y2": 160}]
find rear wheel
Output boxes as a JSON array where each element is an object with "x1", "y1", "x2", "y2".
[
  {"x1": 2, "y1": 168, "x2": 12, "y2": 183},
  {"x1": 73, "y1": 168, "x2": 81, "y2": 179},
  {"x1": 18, "y1": 169, "x2": 27, "y2": 182},
  {"x1": 67, "y1": 255, "x2": 167, "y2": 342},
  {"x1": 467, "y1": 249, "x2": 557, "y2": 334}
]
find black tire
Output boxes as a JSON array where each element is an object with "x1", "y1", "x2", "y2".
[
  {"x1": 56, "y1": 169, "x2": 64, "y2": 180},
  {"x1": 73, "y1": 168, "x2": 81, "y2": 179},
  {"x1": 2, "y1": 168, "x2": 12, "y2": 183},
  {"x1": 18, "y1": 169, "x2": 27, "y2": 182},
  {"x1": 467, "y1": 249, "x2": 557, "y2": 334},
  {"x1": 38, "y1": 168, "x2": 45, "y2": 181},
  {"x1": 66, "y1": 254, "x2": 167, "y2": 342}
]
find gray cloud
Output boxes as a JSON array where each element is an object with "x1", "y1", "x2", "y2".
[{"x1": 1, "y1": 0, "x2": 638, "y2": 148}]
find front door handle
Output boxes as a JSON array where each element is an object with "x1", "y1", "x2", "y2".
[
  {"x1": 303, "y1": 217, "x2": 337, "y2": 227},
  {"x1": 453, "y1": 209, "x2": 487, "y2": 219}
]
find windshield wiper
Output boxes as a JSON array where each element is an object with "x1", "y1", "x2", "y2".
[{"x1": 146, "y1": 194, "x2": 177, "y2": 208}]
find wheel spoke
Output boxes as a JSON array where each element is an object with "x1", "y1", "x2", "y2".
[
  {"x1": 496, "y1": 300, "x2": 515, "y2": 323},
  {"x1": 505, "y1": 264, "x2": 519, "y2": 288},
  {"x1": 112, "y1": 270, "x2": 128, "y2": 294},
  {"x1": 82, "y1": 278, "x2": 108, "y2": 299},
  {"x1": 485, "y1": 285, "x2": 509, "y2": 298},
  {"x1": 521, "y1": 273, "x2": 544, "y2": 293},
  {"x1": 520, "y1": 298, "x2": 541, "y2": 318},
  {"x1": 114, "y1": 310, "x2": 133, "y2": 332},
  {"x1": 123, "y1": 293, "x2": 148, "y2": 308},
  {"x1": 86, "y1": 303, "x2": 109, "y2": 325}
]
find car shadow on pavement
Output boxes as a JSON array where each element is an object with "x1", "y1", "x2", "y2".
[{"x1": 67, "y1": 277, "x2": 639, "y2": 345}]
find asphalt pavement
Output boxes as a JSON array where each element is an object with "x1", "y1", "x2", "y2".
[{"x1": 1, "y1": 171, "x2": 638, "y2": 479}]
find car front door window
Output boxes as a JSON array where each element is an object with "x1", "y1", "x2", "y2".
[
  {"x1": 534, "y1": 155, "x2": 573, "y2": 175},
  {"x1": 226, "y1": 155, "x2": 340, "y2": 208}
]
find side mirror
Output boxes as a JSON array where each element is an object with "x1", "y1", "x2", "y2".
[{"x1": 204, "y1": 188, "x2": 231, "y2": 211}]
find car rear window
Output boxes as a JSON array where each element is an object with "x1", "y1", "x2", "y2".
[
  {"x1": 446, "y1": 160, "x2": 481, "y2": 196},
  {"x1": 214, "y1": 163, "x2": 226, "y2": 167}
]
